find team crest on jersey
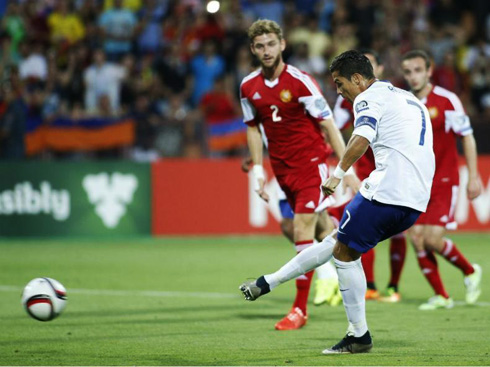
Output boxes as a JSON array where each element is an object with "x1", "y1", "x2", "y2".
[
  {"x1": 280, "y1": 89, "x2": 292, "y2": 103},
  {"x1": 429, "y1": 107, "x2": 439, "y2": 119},
  {"x1": 355, "y1": 100, "x2": 369, "y2": 113}
]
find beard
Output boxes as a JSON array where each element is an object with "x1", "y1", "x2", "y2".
[{"x1": 261, "y1": 54, "x2": 281, "y2": 70}]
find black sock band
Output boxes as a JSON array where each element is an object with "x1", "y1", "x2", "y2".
[
  {"x1": 256, "y1": 276, "x2": 270, "y2": 295},
  {"x1": 367, "y1": 282, "x2": 376, "y2": 290}
]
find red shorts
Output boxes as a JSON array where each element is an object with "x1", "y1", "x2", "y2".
[
  {"x1": 416, "y1": 183, "x2": 459, "y2": 229},
  {"x1": 276, "y1": 163, "x2": 333, "y2": 214}
]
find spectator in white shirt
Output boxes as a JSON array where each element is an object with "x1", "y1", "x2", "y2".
[
  {"x1": 19, "y1": 42, "x2": 47, "y2": 81},
  {"x1": 84, "y1": 48, "x2": 126, "y2": 114}
]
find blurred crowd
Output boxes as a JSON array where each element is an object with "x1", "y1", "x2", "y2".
[{"x1": 0, "y1": 0, "x2": 489, "y2": 160}]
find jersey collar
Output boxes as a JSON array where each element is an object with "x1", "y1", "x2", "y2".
[{"x1": 262, "y1": 64, "x2": 287, "y2": 88}]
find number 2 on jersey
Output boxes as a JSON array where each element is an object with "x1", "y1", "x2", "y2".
[
  {"x1": 406, "y1": 99, "x2": 426, "y2": 146},
  {"x1": 270, "y1": 105, "x2": 282, "y2": 122}
]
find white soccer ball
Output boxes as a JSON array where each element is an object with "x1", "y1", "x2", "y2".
[{"x1": 21, "y1": 278, "x2": 67, "y2": 321}]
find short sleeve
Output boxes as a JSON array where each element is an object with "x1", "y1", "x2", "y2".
[
  {"x1": 445, "y1": 111, "x2": 472, "y2": 136},
  {"x1": 240, "y1": 97, "x2": 257, "y2": 126},
  {"x1": 294, "y1": 73, "x2": 332, "y2": 120},
  {"x1": 239, "y1": 84, "x2": 258, "y2": 126},
  {"x1": 352, "y1": 96, "x2": 382, "y2": 143}
]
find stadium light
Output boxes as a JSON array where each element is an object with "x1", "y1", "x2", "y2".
[{"x1": 206, "y1": 0, "x2": 220, "y2": 13}]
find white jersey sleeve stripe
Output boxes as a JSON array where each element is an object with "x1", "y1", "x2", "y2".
[
  {"x1": 240, "y1": 98, "x2": 256, "y2": 123},
  {"x1": 286, "y1": 65, "x2": 322, "y2": 96},
  {"x1": 433, "y1": 86, "x2": 465, "y2": 114},
  {"x1": 240, "y1": 69, "x2": 261, "y2": 88}
]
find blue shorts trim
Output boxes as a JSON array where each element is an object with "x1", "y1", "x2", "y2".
[
  {"x1": 279, "y1": 199, "x2": 294, "y2": 219},
  {"x1": 337, "y1": 193, "x2": 421, "y2": 253}
]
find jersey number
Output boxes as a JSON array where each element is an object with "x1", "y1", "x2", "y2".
[
  {"x1": 406, "y1": 99, "x2": 426, "y2": 146},
  {"x1": 270, "y1": 105, "x2": 282, "y2": 122}
]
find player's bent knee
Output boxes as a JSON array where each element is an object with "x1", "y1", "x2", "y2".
[{"x1": 333, "y1": 241, "x2": 360, "y2": 262}]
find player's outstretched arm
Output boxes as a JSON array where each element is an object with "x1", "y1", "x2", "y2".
[
  {"x1": 320, "y1": 117, "x2": 361, "y2": 193},
  {"x1": 461, "y1": 133, "x2": 482, "y2": 200}
]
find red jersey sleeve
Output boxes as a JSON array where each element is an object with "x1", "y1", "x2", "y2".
[
  {"x1": 288, "y1": 69, "x2": 333, "y2": 122},
  {"x1": 240, "y1": 82, "x2": 259, "y2": 127}
]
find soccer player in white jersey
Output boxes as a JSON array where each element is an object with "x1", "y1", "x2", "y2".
[{"x1": 239, "y1": 50, "x2": 435, "y2": 354}]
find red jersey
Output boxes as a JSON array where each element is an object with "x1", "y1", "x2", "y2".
[
  {"x1": 333, "y1": 95, "x2": 375, "y2": 181},
  {"x1": 422, "y1": 85, "x2": 473, "y2": 186},
  {"x1": 240, "y1": 64, "x2": 333, "y2": 175}
]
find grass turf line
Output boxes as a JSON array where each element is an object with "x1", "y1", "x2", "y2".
[{"x1": 0, "y1": 233, "x2": 488, "y2": 366}]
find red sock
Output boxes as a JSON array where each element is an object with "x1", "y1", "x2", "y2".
[
  {"x1": 417, "y1": 250, "x2": 449, "y2": 298},
  {"x1": 292, "y1": 241, "x2": 315, "y2": 314},
  {"x1": 389, "y1": 234, "x2": 407, "y2": 288},
  {"x1": 440, "y1": 239, "x2": 474, "y2": 276},
  {"x1": 361, "y1": 248, "x2": 376, "y2": 289}
]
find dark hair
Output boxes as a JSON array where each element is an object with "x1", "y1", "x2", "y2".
[
  {"x1": 401, "y1": 50, "x2": 431, "y2": 69},
  {"x1": 329, "y1": 50, "x2": 375, "y2": 80},
  {"x1": 359, "y1": 48, "x2": 382, "y2": 65}
]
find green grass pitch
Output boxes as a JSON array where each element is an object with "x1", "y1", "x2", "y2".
[{"x1": 0, "y1": 233, "x2": 488, "y2": 366}]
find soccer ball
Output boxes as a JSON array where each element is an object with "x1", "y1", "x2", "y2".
[{"x1": 21, "y1": 278, "x2": 67, "y2": 321}]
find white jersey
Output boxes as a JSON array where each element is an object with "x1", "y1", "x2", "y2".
[{"x1": 352, "y1": 81, "x2": 435, "y2": 212}]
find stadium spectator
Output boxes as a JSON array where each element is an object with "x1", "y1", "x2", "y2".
[
  {"x1": 189, "y1": 39, "x2": 225, "y2": 106},
  {"x1": 19, "y1": 41, "x2": 48, "y2": 82},
  {"x1": 98, "y1": 0, "x2": 137, "y2": 61},
  {"x1": 249, "y1": 0, "x2": 285, "y2": 26},
  {"x1": 55, "y1": 45, "x2": 87, "y2": 109},
  {"x1": 2, "y1": 2, "x2": 26, "y2": 56},
  {"x1": 200, "y1": 75, "x2": 246, "y2": 157},
  {"x1": 0, "y1": 76, "x2": 26, "y2": 159},
  {"x1": 104, "y1": 0, "x2": 142, "y2": 12},
  {"x1": 401, "y1": 50, "x2": 482, "y2": 310},
  {"x1": 47, "y1": 0, "x2": 85, "y2": 47},
  {"x1": 154, "y1": 94, "x2": 195, "y2": 158},
  {"x1": 129, "y1": 92, "x2": 160, "y2": 161},
  {"x1": 0, "y1": 34, "x2": 21, "y2": 71},
  {"x1": 136, "y1": 0, "x2": 167, "y2": 55},
  {"x1": 287, "y1": 41, "x2": 326, "y2": 79},
  {"x1": 0, "y1": 0, "x2": 486, "y2": 159},
  {"x1": 83, "y1": 48, "x2": 126, "y2": 113},
  {"x1": 432, "y1": 49, "x2": 466, "y2": 96},
  {"x1": 23, "y1": 0, "x2": 50, "y2": 48},
  {"x1": 154, "y1": 42, "x2": 191, "y2": 102},
  {"x1": 297, "y1": 14, "x2": 331, "y2": 58}
]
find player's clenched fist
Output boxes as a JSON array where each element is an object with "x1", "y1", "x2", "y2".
[{"x1": 322, "y1": 176, "x2": 341, "y2": 197}]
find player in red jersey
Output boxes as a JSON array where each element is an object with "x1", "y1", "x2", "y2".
[
  {"x1": 240, "y1": 19, "x2": 360, "y2": 330},
  {"x1": 330, "y1": 49, "x2": 407, "y2": 303},
  {"x1": 401, "y1": 50, "x2": 482, "y2": 310}
]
